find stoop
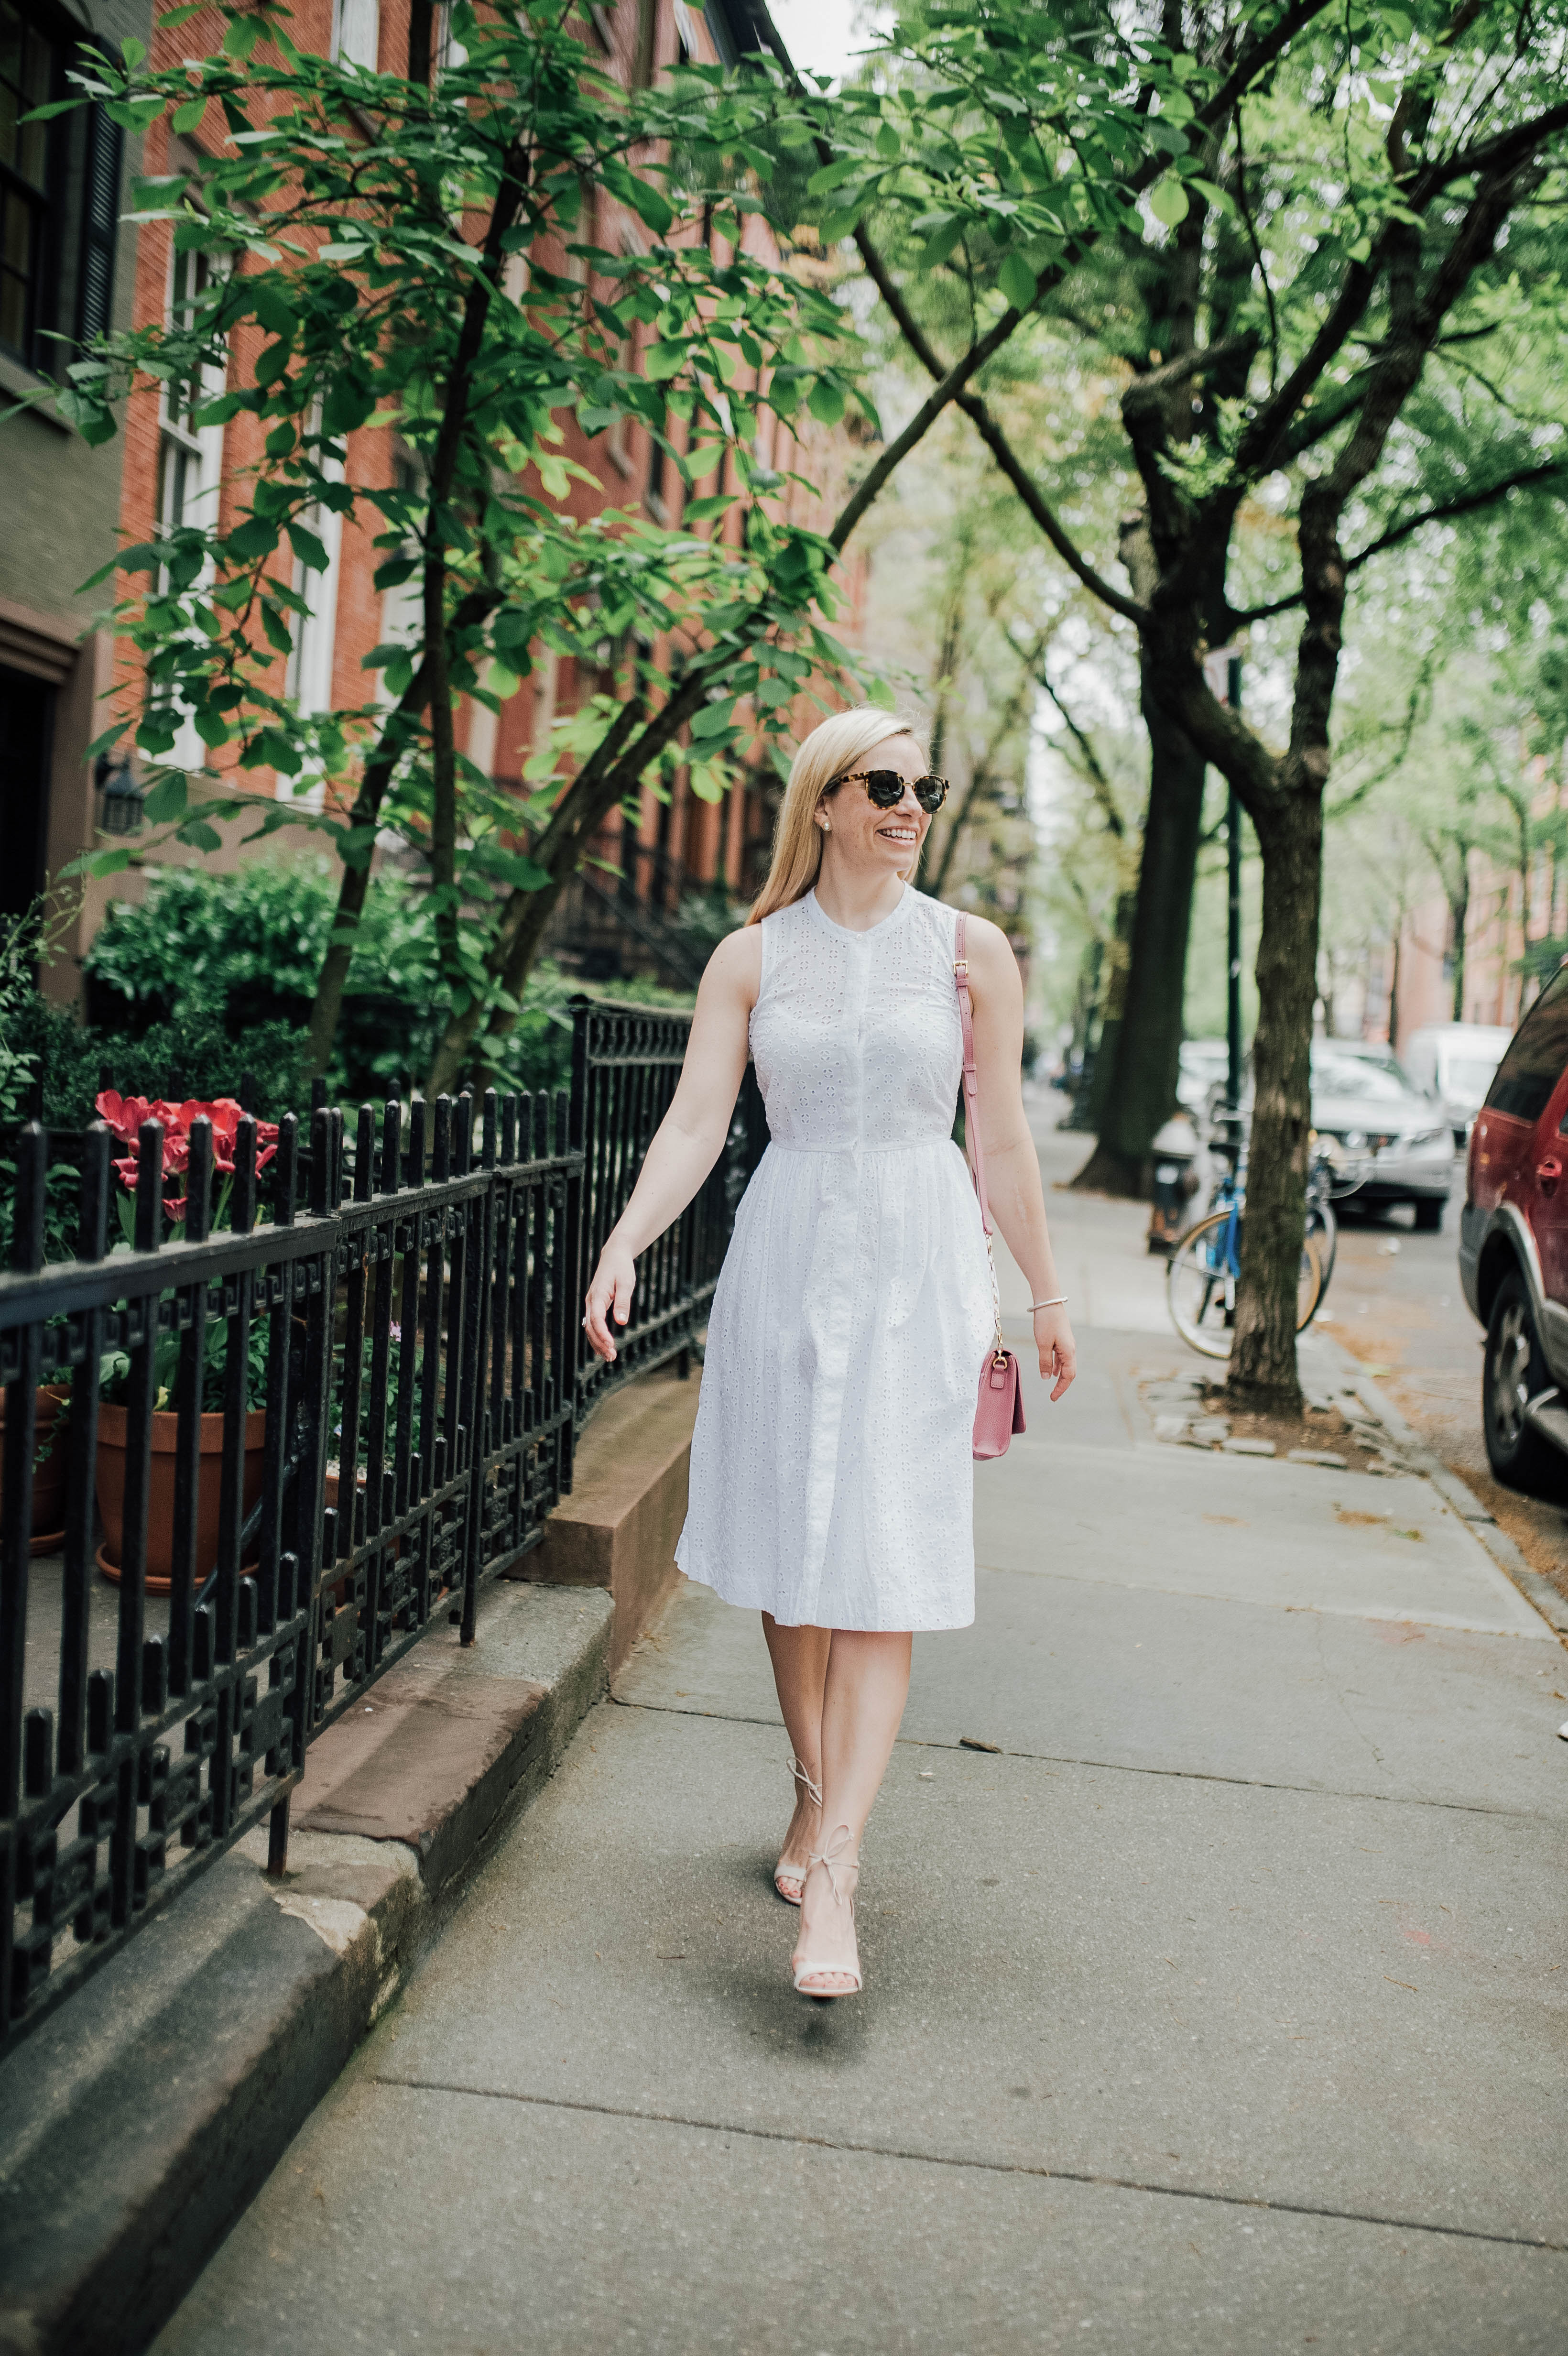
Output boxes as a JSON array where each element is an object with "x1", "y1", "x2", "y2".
[{"x1": 510, "y1": 1360, "x2": 700, "y2": 1672}]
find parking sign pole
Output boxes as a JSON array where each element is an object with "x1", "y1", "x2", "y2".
[{"x1": 1226, "y1": 655, "x2": 1244, "y2": 1115}]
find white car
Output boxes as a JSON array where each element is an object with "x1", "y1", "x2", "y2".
[
  {"x1": 1402, "y1": 1022, "x2": 1514, "y2": 1145},
  {"x1": 1310, "y1": 1047, "x2": 1455, "y2": 1230}
]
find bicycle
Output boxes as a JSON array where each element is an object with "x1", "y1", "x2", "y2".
[{"x1": 1166, "y1": 1120, "x2": 1347, "y2": 1359}]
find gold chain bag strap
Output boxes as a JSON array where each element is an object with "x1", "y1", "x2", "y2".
[{"x1": 955, "y1": 916, "x2": 1026, "y2": 1460}]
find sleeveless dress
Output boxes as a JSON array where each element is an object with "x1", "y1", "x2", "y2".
[{"x1": 674, "y1": 886, "x2": 996, "y2": 1631}]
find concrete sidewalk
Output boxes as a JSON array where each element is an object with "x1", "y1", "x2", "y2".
[{"x1": 152, "y1": 1121, "x2": 1568, "y2": 2355}]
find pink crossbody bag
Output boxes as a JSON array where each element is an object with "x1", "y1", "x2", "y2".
[{"x1": 955, "y1": 915, "x2": 1025, "y2": 1461}]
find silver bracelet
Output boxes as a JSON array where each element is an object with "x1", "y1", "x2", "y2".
[{"x1": 1030, "y1": 1295, "x2": 1068, "y2": 1311}]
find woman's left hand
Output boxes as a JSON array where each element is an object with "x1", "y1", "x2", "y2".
[{"x1": 1033, "y1": 1305, "x2": 1077, "y2": 1401}]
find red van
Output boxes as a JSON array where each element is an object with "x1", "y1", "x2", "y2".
[{"x1": 1461, "y1": 965, "x2": 1568, "y2": 1493}]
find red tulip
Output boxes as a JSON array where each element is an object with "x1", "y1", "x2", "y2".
[{"x1": 99, "y1": 1091, "x2": 282, "y2": 1204}]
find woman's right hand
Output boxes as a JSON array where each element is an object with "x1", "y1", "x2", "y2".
[{"x1": 584, "y1": 1243, "x2": 637, "y2": 1362}]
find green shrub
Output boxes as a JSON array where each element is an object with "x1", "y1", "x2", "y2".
[{"x1": 84, "y1": 859, "x2": 446, "y2": 1104}]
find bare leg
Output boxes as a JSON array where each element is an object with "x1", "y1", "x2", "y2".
[
  {"x1": 762, "y1": 1614, "x2": 830, "y2": 1895},
  {"x1": 792, "y1": 1629, "x2": 912, "y2": 1994}
]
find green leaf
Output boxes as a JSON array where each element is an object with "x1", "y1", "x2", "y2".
[
  {"x1": 1188, "y1": 177, "x2": 1237, "y2": 218},
  {"x1": 54, "y1": 389, "x2": 117, "y2": 445},
  {"x1": 136, "y1": 714, "x2": 178, "y2": 756},
  {"x1": 322, "y1": 377, "x2": 374, "y2": 435},
  {"x1": 806, "y1": 158, "x2": 862, "y2": 196},
  {"x1": 251, "y1": 280, "x2": 295, "y2": 337},
  {"x1": 865, "y1": 676, "x2": 896, "y2": 711},
  {"x1": 682, "y1": 493, "x2": 737, "y2": 523},
  {"x1": 807, "y1": 376, "x2": 845, "y2": 426},
  {"x1": 171, "y1": 97, "x2": 206, "y2": 133},
  {"x1": 228, "y1": 516, "x2": 279, "y2": 562},
  {"x1": 260, "y1": 602, "x2": 294, "y2": 654},
  {"x1": 997, "y1": 250, "x2": 1037, "y2": 312},
  {"x1": 689, "y1": 698, "x2": 736, "y2": 739},
  {"x1": 287, "y1": 522, "x2": 330, "y2": 573},
  {"x1": 141, "y1": 770, "x2": 189, "y2": 824},
  {"x1": 222, "y1": 12, "x2": 263, "y2": 57},
  {"x1": 620, "y1": 172, "x2": 674, "y2": 237},
  {"x1": 1149, "y1": 177, "x2": 1190, "y2": 227},
  {"x1": 643, "y1": 338, "x2": 686, "y2": 382},
  {"x1": 918, "y1": 217, "x2": 967, "y2": 270},
  {"x1": 818, "y1": 206, "x2": 864, "y2": 244}
]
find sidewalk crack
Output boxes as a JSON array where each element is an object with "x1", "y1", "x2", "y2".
[
  {"x1": 606, "y1": 1698, "x2": 1546, "y2": 1820},
  {"x1": 368, "y1": 2074, "x2": 1566, "y2": 2254}
]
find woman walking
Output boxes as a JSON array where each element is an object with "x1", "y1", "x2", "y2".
[{"x1": 582, "y1": 708, "x2": 1076, "y2": 1998}]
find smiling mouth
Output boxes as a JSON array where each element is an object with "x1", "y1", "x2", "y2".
[{"x1": 877, "y1": 825, "x2": 917, "y2": 842}]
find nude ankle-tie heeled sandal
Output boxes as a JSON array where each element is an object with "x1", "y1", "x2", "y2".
[
  {"x1": 791, "y1": 1825, "x2": 862, "y2": 1998},
  {"x1": 774, "y1": 1756, "x2": 822, "y2": 1905}
]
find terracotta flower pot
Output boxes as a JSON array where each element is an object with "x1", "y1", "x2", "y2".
[
  {"x1": 95, "y1": 1403, "x2": 267, "y2": 1595},
  {"x1": 0, "y1": 1385, "x2": 71, "y2": 1554}
]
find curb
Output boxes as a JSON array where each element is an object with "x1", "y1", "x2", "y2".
[
  {"x1": 0, "y1": 1580, "x2": 613, "y2": 2356},
  {"x1": 1305, "y1": 1330, "x2": 1568, "y2": 1642}
]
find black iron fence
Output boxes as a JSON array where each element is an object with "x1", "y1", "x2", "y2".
[{"x1": 0, "y1": 996, "x2": 761, "y2": 2048}]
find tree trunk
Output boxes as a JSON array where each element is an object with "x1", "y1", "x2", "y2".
[
  {"x1": 1226, "y1": 785, "x2": 1322, "y2": 1411},
  {"x1": 1072, "y1": 701, "x2": 1207, "y2": 1195},
  {"x1": 1449, "y1": 850, "x2": 1469, "y2": 1021},
  {"x1": 1083, "y1": 882, "x2": 1133, "y2": 1135},
  {"x1": 425, "y1": 545, "x2": 461, "y2": 989}
]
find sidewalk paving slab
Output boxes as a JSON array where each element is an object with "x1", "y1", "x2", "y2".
[
  {"x1": 152, "y1": 2077, "x2": 1568, "y2": 2356},
  {"x1": 142, "y1": 1123, "x2": 1568, "y2": 2356}
]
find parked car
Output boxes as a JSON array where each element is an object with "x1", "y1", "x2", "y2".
[
  {"x1": 1309, "y1": 1045, "x2": 1455, "y2": 1229},
  {"x1": 1460, "y1": 968, "x2": 1568, "y2": 1493},
  {"x1": 1402, "y1": 1022, "x2": 1514, "y2": 1146},
  {"x1": 1176, "y1": 1037, "x2": 1232, "y2": 1122}
]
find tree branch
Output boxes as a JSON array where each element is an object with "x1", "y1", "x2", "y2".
[
  {"x1": 850, "y1": 222, "x2": 1150, "y2": 622},
  {"x1": 1122, "y1": 333, "x2": 1258, "y2": 402},
  {"x1": 305, "y1": 584, "x2": 501, "y2": 1073},
  {"x1": 1036, "y1": 670, "x2": 1122, "y2": 828},
  {"x1": 816, "y1": 3, "x2": 1335, "y2": 562},
  {"x1": 1407, "y1": 97, "x2": 1568, "y2": 208}
]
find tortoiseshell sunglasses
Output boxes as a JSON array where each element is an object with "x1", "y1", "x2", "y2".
[{"x1": 828, "y1": 768, "x2": 949, "y2": 813}]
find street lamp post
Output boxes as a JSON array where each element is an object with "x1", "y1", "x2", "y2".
[{"x1": 1226, "y1": 655, "x2": 1243, "y2": 1118}]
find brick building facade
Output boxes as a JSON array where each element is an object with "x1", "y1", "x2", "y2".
[
  {"x1": 5, "y1": 0, "x2": 865, "y2": 1004},
  {"x1": 0, "y1": 0, "x2": 150, "y2": 1000}
]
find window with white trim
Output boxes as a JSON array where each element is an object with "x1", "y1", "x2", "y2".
[
  {"x1": 283, "y1": 399, "x2": 345, "y2": 810},
  {"x1": 332, "y1": 0, "x2": 380, "y2": 70},
  {"x1": 156, "y1": 245, "x2": 227, "y2": 772},
  {"x1": 1, "y1": 0, "x2": 123, "y2": 372}
]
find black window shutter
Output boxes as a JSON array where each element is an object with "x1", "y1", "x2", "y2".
[{"x1": 75, "y1": 102, "x2": 122, "y2": 349}]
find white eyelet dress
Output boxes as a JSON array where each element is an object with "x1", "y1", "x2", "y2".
[{"x1": 674, "y1": 887, "x2": 996, "y2": 1631}]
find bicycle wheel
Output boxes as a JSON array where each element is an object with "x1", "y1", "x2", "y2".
[
  {"x1": 1168, "y1": 1209, "x2": 1325, "y2": 1360},
  {"x1": 1304, "y1": 1200, "x2": 1337, "y2": 1312}
]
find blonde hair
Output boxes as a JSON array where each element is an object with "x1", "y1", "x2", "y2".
[{"x1": 747, "y1": 707, "x2": 925, "y2": 925}]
